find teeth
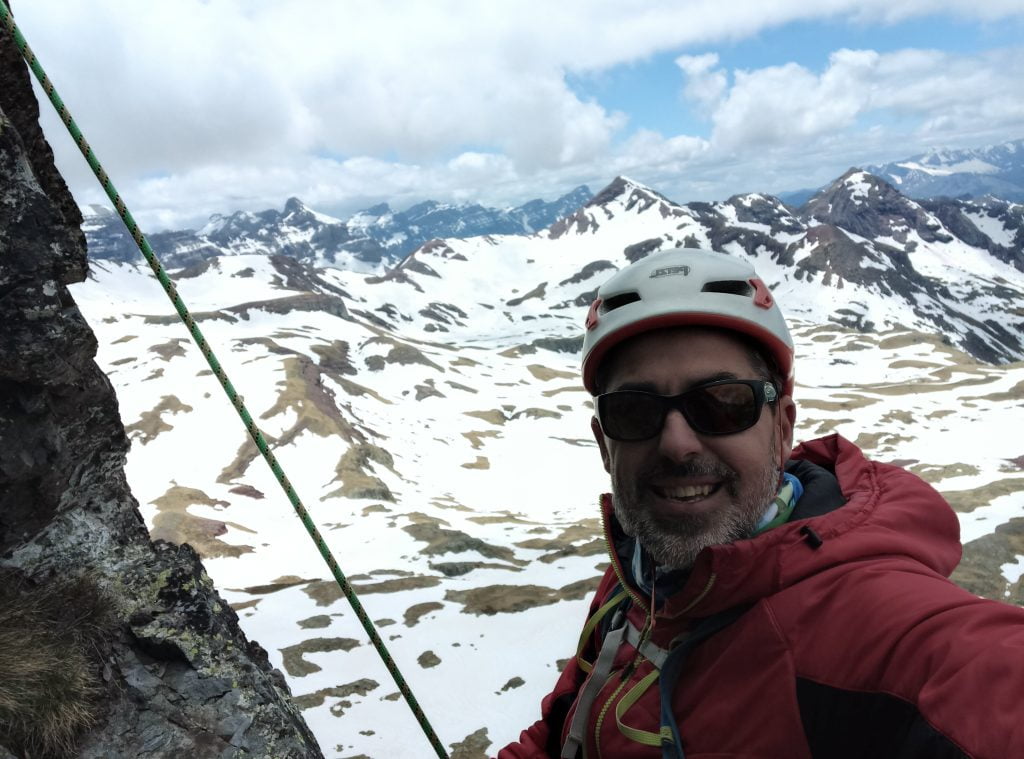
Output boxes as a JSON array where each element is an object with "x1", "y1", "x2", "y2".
[{"x1": 665, "y1": 484, "x2": 714, "y2": 499}]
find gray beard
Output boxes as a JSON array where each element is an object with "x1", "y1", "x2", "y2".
[{"x1": 611, "y1": 448, "x2": 781, "y2": 571}]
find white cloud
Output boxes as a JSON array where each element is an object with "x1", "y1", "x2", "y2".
[
  {"x1": 11, "y1": 0, "x2": 1024, "y2": 228},
  {"x1": 677, "y1": 47, "x2": 1024, "y2": 154}
]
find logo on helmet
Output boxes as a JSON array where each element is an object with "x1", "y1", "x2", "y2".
[{"x1": 649, "y1": 265, "x2": 691, "y2": 279}]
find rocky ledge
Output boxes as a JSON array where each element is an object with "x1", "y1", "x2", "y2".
[{"x1": 0, "y1": 18, "x2": 322, "y2": 759}]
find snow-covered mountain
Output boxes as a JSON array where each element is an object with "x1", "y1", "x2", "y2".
[
  {"x1": 82, "y1": 186, "x2": 593, "y2": 272},
  {"x1": 70, "y1": 173, "x2": 1024, "y2": 758},
  {"x1": 865, "y1": 138, "x2": 1024, "y2": 202}
]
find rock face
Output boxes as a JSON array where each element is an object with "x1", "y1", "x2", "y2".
[{"x1": 0, "y1": 24, "x2": 322, "y2": 759}]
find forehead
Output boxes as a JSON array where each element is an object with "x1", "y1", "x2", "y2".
[{"x1": 600, "y1": 327, "x2": 758, "y2": 391}]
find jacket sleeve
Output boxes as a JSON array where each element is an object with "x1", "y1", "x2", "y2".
[{"x1": 495, "y1": 567, "x2": 620, "y2": 758}]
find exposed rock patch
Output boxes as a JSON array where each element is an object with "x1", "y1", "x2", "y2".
[
  {"x1": 125, "y1": 394, "x2": 194, "y2": 444},
  {"x1": 280, "y1": 637, "x2": 361, "y2": 677}
]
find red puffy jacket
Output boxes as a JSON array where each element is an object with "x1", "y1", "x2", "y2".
[{"x1": 498, "y1": 434, "x2": 1024, "y2": 758}]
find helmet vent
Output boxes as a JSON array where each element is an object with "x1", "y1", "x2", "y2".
[
  {"x1": 702, "y1": 280, "x2": 753, "y2": 297},
  {"x1": 601, "y1": 291, "x2": 641, "y2": 313}
]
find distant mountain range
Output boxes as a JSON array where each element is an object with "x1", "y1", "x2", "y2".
[
  {"x1": 780, "y1": 138, "x2": 1024, "y2": 206},
  {"x1": 83, "y1": 185, "x2": 593, "y2": 270}
]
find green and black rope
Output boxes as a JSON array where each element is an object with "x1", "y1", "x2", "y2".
[{"x1": 0, "y1": 3, "x2": 449, "y2": 756}]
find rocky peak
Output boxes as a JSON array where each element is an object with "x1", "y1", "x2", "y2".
[
  {"x1": 586, "y1": 175, "x2": 679, "y2": 215},
  {"x1": 799, "y1": 168, "x2": 951, "y2": 244},
  {"x1": 725, "y1": 192, "x2": 804, "y2": 235}
]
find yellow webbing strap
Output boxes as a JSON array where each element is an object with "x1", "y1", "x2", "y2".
[
  {"x1": 614, "y1": 666, "x2": 664, "y2": 746},
  {"x1": 575, "y1": 589, "x2": 629, "y2": 674}
]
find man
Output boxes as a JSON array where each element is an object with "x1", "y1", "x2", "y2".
[{"x1": 498, "y1": 248, "x2": 1024, "y2": 758}]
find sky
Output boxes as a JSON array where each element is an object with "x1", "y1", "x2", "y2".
[{"x1": 10, "y1": 0, "x2": 1024, "y2": 231}]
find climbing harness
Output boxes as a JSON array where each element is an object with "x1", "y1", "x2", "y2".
[
  {"x1": 0, "y1": 4, "x2": 448, "y2": 756},
  {"x1": 564, "y1": 586, "x2": 750, "y2": 759}
]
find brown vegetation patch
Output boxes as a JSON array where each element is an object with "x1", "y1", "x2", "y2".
[
  {"x1": 335, "y1": 376, "x2": 391, "y2": 403},
  {"x1": 940, "y1": 478, "x2": 1024, "y2": 513},
  {"x1": 404, "y1": 602, "x2": 444, "y2": 627},
  {"x1": 312, "y1": 340, "x2": 357, "y2": 376},
  {"x1": 445, "y1": 576, "x2": 602, "y2": 615},
  {"x1": 429, "y1": 561, "x2": 524, "y2": 577},
  {"x1": 415, "y1": 378, "x2": 445, "y2": 400},
  {"x1": 446, "y1": 380, "x2": 478, "y2": 393},
  {"x1": 0, "y1": 571, "x2": 116, "y2": 758},
  {"x1": 261, "y1": 356, "x2": 361, "y2": 446},
  {"x1": 216, "y1": 436, "x2": 268, "y2": 484},
  {"x1": 402, "y1": 513, "x2": 522, "y2": 564},
  {"x1": 293, "y1": 678, "x2": 379, "y2": 711},
  {"x1": 797, "y1": 417, "x2": 855, "y2": 437},
  {"x1": 450, "y1": 356, "x2": 480, "y2": 368},
  {"x1": 233, "y1": 575, "x2": 319, "y2": 595},
  {"x1": 228, "y1": 484, "x2": 265, "y2": 499},
  {"x1": 1003, "y1": 455, "x2": 1024, "y2": 472},
  {"x1": 362, "y1": 503, "x2": 391, "y2": 516},
  {"x1": 516, "y1": 521, "x2": 604, "y2": 563},
  {"x1": 302, "y1": 576, "x2": 442, "y2": 607},
  {"x1": 363, "y1": 338, "x2": 443, "y2": 371},
  {"x1": 800, "y1": 394, "x2": 879, "y2": 412},
  {"x1": 909, "y1": 462, "x2": 980, "y2": 483},
  {"x1": 462, "y1": 429, "x2": 501, "y2": 450},
  {"x1": 464, "y1": 409, "x2": 507, "y2": 426},
  {"x1": 418, "y1": 650, "x2": 442, "y2": 669},
  {"x1": 112, "y1": 334, "x2": 137, "y2": 344},
  {"x1": 450, "y1": 728, "x2": 492, "y2": 759},
  {"x1": 125, "y1": 395, "x2": 194, "y2": 445},
  {"x1": 889, "y1": 359, "x2": 941, "y2": 369},
  {"x1": 852, "y1": 431, "x2": 915, "y2": 452},
  {"x1": 462, "y1": 456, "x2": 491, "y2": 470},
  {"x1": 431, "y1": 495, "x2": 474, "y2": 512},
  {"x1": 280, "y1": 637, "x2": 361, "y2": 677},
  {"x1": 527, "y1": 364, "x2": 576, "y2": 381},
  {"x1": 879, "y1": 409, "x2": 915, "y2": 426},
  {"x1": 951, "y1": 518, "x2": 1024, "y2": 606},
  {"x1": 297, "y1": 615, "x2": 332, "y2": 629},
  {"x1": 551, "y1": 437, "x2": 597, "y2": 447},
  {"x1": 542, "y1": 385, "x2": 585, "y2": 397},
  {"x1": 143, "y1": 368, "x2": 165, "y2": 381},
  {"x1": 326, "y1": 443, "x2": 396, "y2": 501},
  {"x1": 863, "y1": 375, "x2": 994, "y2": 396},
  {"x1": 110, "y1": 356, "x2": 135, "y2": 366},
  {"x1": 149, "y1": 338, "x2": 188, "y2": 362},
  {"x1": 506, "y1": 282, "x2": 547, "y2": 306},
  {"x1": 467, "y1": 513, "x2": 540, "y2": 526},
  {"x1": 512, "y1": 407, "x2": 562, "y2": 421},
  {"x1": 149, "y1": 485, "x2": 254, "y2": 559},
  {"x1": 926, "y1": 409, "x2": 955, "y2": 419},
  {"x1": 961, "y1": 379, "x2": 1024, "y2": 403}
]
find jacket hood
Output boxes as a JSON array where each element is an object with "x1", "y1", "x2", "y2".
[{"x1": 603, "y1": 434, "x2": 963, "y2": 620}]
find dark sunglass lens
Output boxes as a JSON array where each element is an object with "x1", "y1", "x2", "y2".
[
  {"x1": 599, "y1": 392, "x2": 665, "y2": 440},
  {"x1": 683, "y1": 382, "x2": 758, "y2": 434}
]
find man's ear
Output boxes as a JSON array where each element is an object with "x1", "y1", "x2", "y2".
[
  {"x1": 591, "y1": 416, "x2": 611, "y2": 474},
  {"x1": 777, "y1": 395, "x2": 796, "y2": 462}
]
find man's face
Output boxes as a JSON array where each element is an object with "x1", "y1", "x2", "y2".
[{"x1": 591, "y1": 327, "x2": 796, "y2": 570}]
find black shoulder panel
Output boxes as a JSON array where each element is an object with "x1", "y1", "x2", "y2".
[{"x1": 796, "y1": 677, "x2": 970, "y2": 759}]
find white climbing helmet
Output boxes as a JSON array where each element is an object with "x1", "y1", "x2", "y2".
[{"x1": 581, "y1": 247, "x2": 794, "y2": 395}]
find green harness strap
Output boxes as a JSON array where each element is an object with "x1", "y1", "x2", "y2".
[{"x1": 0, "y1": 4, "x2": 448, "y2": 756}]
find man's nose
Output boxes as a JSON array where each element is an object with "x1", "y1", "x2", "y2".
[{"x1": 658, "y1": 409, "x2": 704, "y2": 462}]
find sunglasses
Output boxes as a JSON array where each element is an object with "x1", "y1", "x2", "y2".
[{"x1": 596, "y1": 379, "x2": 779, "y2": 441}]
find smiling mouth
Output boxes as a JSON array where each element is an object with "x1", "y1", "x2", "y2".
[{"x1": 652, "y1": 483, "x2": 722, "y2": 503}]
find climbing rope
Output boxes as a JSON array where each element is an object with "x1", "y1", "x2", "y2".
[{"x1": 0, "y1": 4, "x2": 449, "y2": 757}]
